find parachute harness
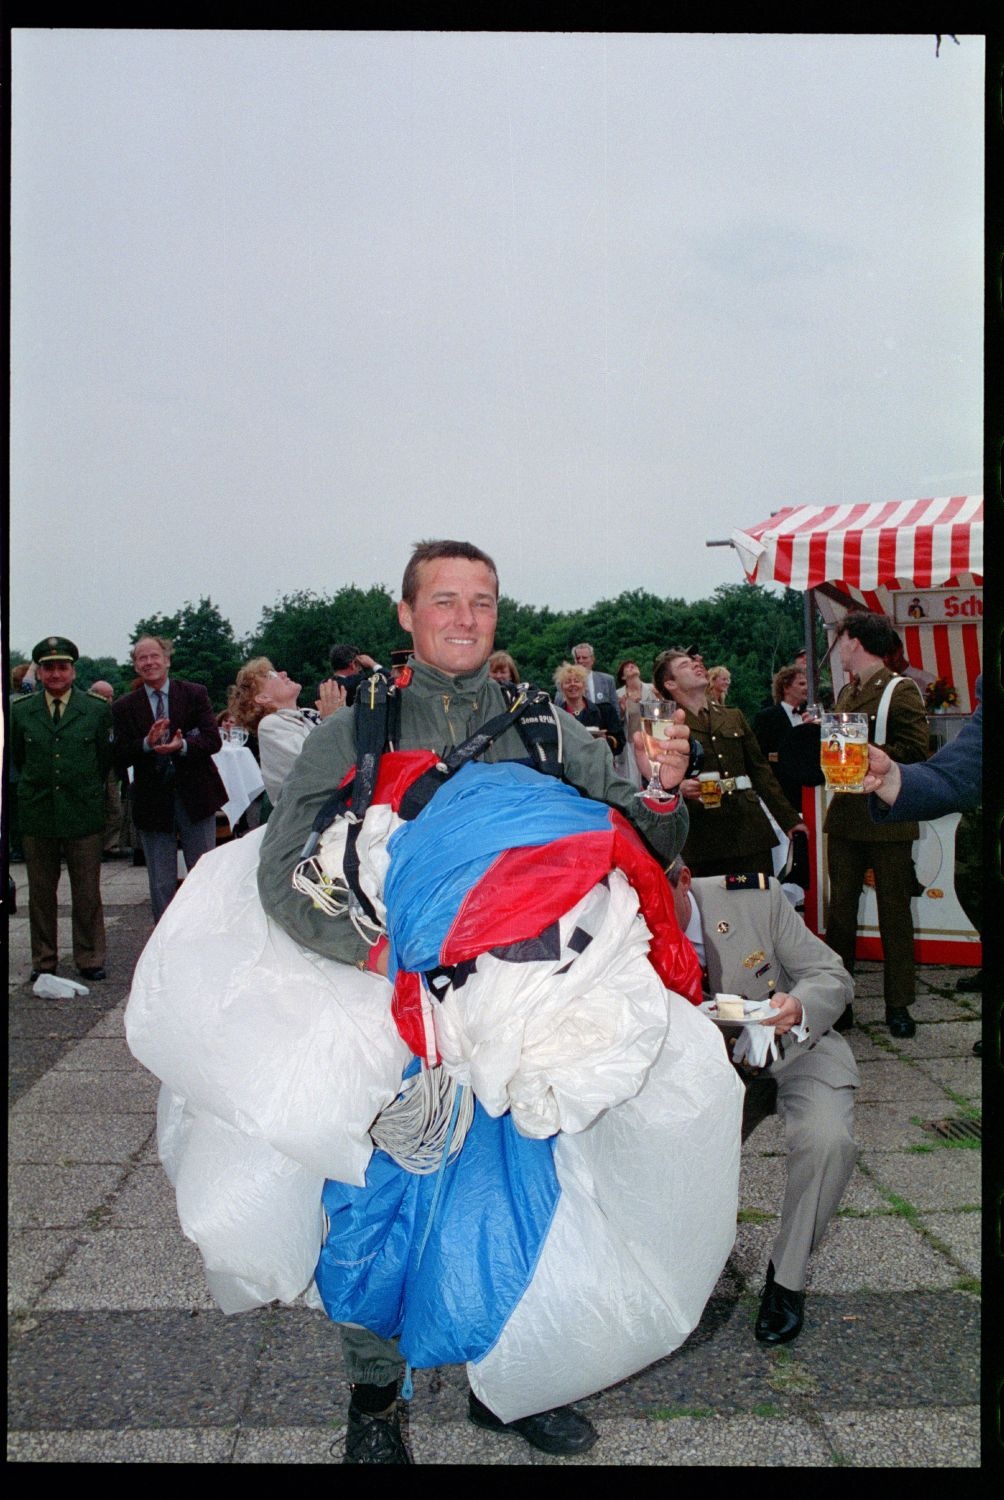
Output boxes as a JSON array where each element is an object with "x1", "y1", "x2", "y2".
[{"x1": 290, "y1": 673, "x2": 561, "y2": 1183}]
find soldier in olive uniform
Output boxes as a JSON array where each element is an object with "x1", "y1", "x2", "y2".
[
  {"x1": 825, "y1": 613, "x2": 929, "y2": 1038},
  {"x1": 653, "y1": 649, "x2": 807, "y2": 879},
  {"x1": 11, "y1": 637, "x2": 113, "y2": 981}
]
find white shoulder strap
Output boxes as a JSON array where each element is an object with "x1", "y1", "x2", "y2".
[{"x1": 874, "y1": 673, "x2": 923, "y2": 746}]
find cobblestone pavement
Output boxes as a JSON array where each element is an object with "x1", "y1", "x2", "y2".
[{"x1": 7, "y1": 858, "x2": 987, "y2": 1465}]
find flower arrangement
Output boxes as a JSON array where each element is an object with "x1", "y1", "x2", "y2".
[{"x1": 924, "y1": 677, "x2": 958, "y2": 711}]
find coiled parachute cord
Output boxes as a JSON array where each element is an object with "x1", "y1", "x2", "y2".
[
  {"x1": 369, "y1": 1064, "x2": 474, "y2": 1175},
  {"x1": 395, "y1": 1074, "x2": 468, "y2": 1401}
]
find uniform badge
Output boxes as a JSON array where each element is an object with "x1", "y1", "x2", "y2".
[
  {"x1": 716, "y1": 920, "x2": 730, "y2": 934},
  {"x1": 743, "y1": 949, "x2": 766, "y2": 970},
  {"x1": 755, "y1": 961, "x2": 771, "y2": 978}
]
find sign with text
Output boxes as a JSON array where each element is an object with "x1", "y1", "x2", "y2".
[{"x1": 893, "y1": 588, "x2": 983, "y2": 624}]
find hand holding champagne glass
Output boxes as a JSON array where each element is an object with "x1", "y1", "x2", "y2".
[{"x1": 636, "y1": 697, "x2": 686, "y2": 800}]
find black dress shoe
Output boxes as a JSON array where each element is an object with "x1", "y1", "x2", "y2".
[
  {"x1": 755, "y1": 1262, "x2": 805, "y2": 1345},
  {"x1": 886, "y1": 1008, "x2": 916, "y2": 1039},
  {"x1": 468, "y1": 1391, "x2": 598, "y2": 1455},
  {"x1": 29, "y1": 969, "x2": 56, "y2": 983},
  {"x1": 341, "y1": 1402, "x2": 413, "y2": 1464},
  {"x1": 77, "y1": 967, "x2": 106, "y2": 982},
  {"x1": 955, "y1": 970, "x2": 983, "y2": 993},
  {"x1": 832, "y1": 1004, "x2": 853, "y2": 1032}
]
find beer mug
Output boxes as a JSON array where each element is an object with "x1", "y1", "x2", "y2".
[
  {"x1": 698, "y1": 771, "x2": 723, "y2": 808},
  {"x1": 820, "y1": 712, "x2": 868, "y2": 792}
]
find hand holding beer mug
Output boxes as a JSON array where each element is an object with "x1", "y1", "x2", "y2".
[
  {"x1": 698, "y1": 771, "x2": 723, "y2": 808},
  {"x1": 820, "y1": 711, "x2": 869, "y2": 792}
]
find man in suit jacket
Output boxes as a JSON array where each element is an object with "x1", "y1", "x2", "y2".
[
  {"x1": 824, "y1": 614, "x2": 929, "y2": 1038},
  {"x1": 11, "y1": 636, "x2": 113, "y2": 980},
  {"x1": 753, "y1": 664, "x2": 810, "y2": 813},
  {"x1": 553, "y1": 643, "x2": 622, "y2": 720},
  {"x1": 112, "y1": 635, "x2": 226, "y2": 921},
  {"x1": 669, "y1": 859, "x2": 857, "y2": 1346}
]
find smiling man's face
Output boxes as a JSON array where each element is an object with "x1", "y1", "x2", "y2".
[{"x1": 397, "y1": 557, "x2": 498, "y2": 676}]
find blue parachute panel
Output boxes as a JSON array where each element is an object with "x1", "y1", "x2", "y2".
[{"x1": 315, "y1": 1099, "x2": 559, "y2": 1368}]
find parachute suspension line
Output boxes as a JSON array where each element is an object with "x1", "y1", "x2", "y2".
[
  {"x1": 399, "y1": 1077, "x2": 466, "y2": 1406},
  {"x1": 369, "y1": 1063, "x2": 474, "y2": 1175}
]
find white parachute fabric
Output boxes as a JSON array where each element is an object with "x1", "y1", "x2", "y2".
[
  {"x1": 126, "y1": 821, "x2": 743, "y2": 1412},
  {"x1": 434, "y1": 873, "x2": 671, "y2": 1137},
  {"x1": 126, "y1": 827, "x2": 410, "y2": 1184},
  {"x1": 468, "y1": 990, "x2": 743, "y2": 1422},
  {"x1": 126, "y1": 829, "x2": 410, "y2": 1311}
]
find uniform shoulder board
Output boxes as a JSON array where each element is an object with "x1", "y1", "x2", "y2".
[{"x1": 724, "y1": 872, "x2": 769, "y2": 891}]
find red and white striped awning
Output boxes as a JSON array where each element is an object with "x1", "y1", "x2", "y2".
[{"x1": 731, "y1": 496, "x2": 983, "y2": 592}]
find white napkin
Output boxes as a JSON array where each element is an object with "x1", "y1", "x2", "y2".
[
  {"x1": 701, "y1": 996, "x2": 778, "y2": 1068},
  {"x1": 33, "y1": 974, "x2": 90, "y2": 998}
]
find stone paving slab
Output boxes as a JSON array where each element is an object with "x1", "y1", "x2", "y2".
[
  {"x1": 8, "y1": 1164, "x2": 127, "y2": 1229},
  {"x1": 860, "y1": 1146, "x2": 981, "y2": 1210},
  {"x1": 7, "y1": 1310, "x2": 268, "y2": 1428},
  {"x1": 917, "y1": 1212, "x2": 982, "y2": 1278},
  {"x1": 854, "y1": 1059, "x2": 949, "y2": 1104},
  {"x1": 105, "y1": 1164, "x2": 182, "y2": 1229},
  {"x1": 8, "y1": 1231, "x2": 85, "y2": 1311},
  {"x1": 20, "y1": 1068, "x2": 160, "y2": 1115},
  {"x1": 732, "y1": 1216, "x2": 963, "y2": 1292},
  {"x1": 8, "y1": 1112, "x2": 154, "y2": 1165},
  {"x1": 7, "y1": 1429, "x2": 238, "y2": 1463},
  {"x1": 53, "y1": 1038, "x2": 138, "y2": 1071},
  {"x1": 846, "y1": 1102, "x2": 951, "y2": 1151},
  {"x1": 913, "y1": 1055, "x2": 982, "y2": 1100},
  {"x1": 34, "y1": 1229, "x2": 217, "y2": 1311},
  {"x1": 886, "y1": 1022, "x2": 981, "y2": 1058},
  {"x1": 818, "y1": 1406, "x2": 980, "y2": 1467}
]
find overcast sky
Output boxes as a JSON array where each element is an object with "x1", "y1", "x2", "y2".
[{"x1": 9, "y1": 30, "x2": 984, "y2": 662}]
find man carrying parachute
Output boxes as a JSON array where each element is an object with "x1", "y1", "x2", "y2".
[{"x1": 126, "y1": 539, "x2": 744, "y2": 1463}]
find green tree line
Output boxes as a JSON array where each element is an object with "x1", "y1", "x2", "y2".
[{"x1": 12, "y1": 583, "x2": 823, "y2": 720}]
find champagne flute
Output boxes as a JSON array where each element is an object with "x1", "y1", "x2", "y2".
[{"x1": 637, "y1": 697, "x2": 676, "y2": 800}]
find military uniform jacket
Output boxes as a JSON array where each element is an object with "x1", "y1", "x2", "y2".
[
  {"x1": 691, "y1": 875, "x2": 857, "y2": 1088},
  {"x1": 824, "y1": 669, "x2": 928, "y2": 844},
  {"x1": 11, "y1": 687, "x2": 112, "y2": 839},
  {"x1": 680, "y1": 702, "x2": 800, "y2": 867},
  {"x1": 257, "y1": 659, "x2": 689, "y2": 969}
]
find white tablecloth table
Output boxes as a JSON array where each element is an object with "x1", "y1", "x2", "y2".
[{"x1": 213, "y1": 745, "x2": 265, "y2": 830}]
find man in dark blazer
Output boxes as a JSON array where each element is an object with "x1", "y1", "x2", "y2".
[
  {"x1": 753, "y1": 664, "x2": 810, "y2": 813},
  {"x1": 112, "y1": 635, "x2": 226, "y2": 921},
  {"x1": 11, "y1": 636, "x2": 113, "y2": 980}
]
